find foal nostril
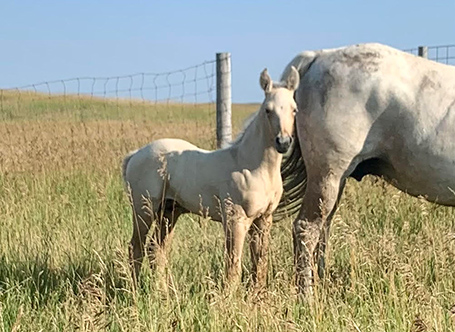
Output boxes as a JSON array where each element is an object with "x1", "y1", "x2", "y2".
[
  {"x1": 276, "y1": 136, "x2": 291, "y2": 146},
  {"x1": 275, "y1": 136, "x2": 292, "y2": 153},
  {"x1": 278, "y1": 136, "x2": 291, "y2": 145}
]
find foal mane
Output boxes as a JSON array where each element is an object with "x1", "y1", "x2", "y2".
[
  {"x1": 229, "y1": 81, "x2": 289, "y2": 148},
  {"x1": 229, "y1": 110, "x2": 260, "y2": 147}
]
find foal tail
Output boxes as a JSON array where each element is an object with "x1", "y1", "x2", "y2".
[
  {"x1": 273, "y1": 51, "x2": 319, "y2": 221},
  {"x1": 122, "y1": 149, "x2": 138, "y2": 190}
]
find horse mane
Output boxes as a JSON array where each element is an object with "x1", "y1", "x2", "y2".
[{"x1": 229, "y1": 110, "x2": 260, "y2": 147}]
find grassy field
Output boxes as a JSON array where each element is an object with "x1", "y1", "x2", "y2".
[{"x1": 0, "y1": 91, "x2": 454, "y2": 331}]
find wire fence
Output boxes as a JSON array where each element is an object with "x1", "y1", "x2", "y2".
[
  {"x1": 404, "y1": 44, "x2": 455, "y2": 65},
  {"x1": 2, "y1": 61, "x2": 216, "y2": 104},
  {"x1": 0, "y1": 59, "x2": 218, "y2": 173},
  {"x1": 0, "y1": 60, "x2": 216, "y2": 120}
]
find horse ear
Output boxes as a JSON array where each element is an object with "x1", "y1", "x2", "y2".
[
  {"x1": 260, "y1": 68, "x2": 273, "y2": 93},
  {"x1": 285, "y1": 66, "x2": 300, "y2": 91}
]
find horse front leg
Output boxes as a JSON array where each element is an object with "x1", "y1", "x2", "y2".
[
  {"x1": 223, "y1": 211, "x2": 251, "y2": 287},
  {"x1": 249, "y1": 214, "x2": 272, "y2": 291},
  {"x1": 293, "y1": 169, "x2": 344, "y2": 297}
]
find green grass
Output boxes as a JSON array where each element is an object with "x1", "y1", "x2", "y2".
[{"x1": 0, "y1": 91, "x2": 454, "y2": 331}]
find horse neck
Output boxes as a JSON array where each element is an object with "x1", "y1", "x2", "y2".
[{"x1": 234, "y1": 113, "x2": 282, "y2": 175}]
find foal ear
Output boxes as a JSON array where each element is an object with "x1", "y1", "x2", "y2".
[
  {"x1": 260, "y1": 68, "x2": 273, "y2": 93},
  {"x1": 284, "y1": 66, "x2": 300, "y2": 91}
]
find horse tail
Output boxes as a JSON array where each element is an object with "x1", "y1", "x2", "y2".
[
  {"x1": 273, "y1": 136, "x2": 307, "y2": 221},
  {"x1": 280, "y1": 50, "x2": 319, "y2": 83},
  {"x1": 122, "y1": 149, "x2": 138, "y2": 190},
  {"x1": 274, "y1": 52, "x2": 319, "y2": 221}
]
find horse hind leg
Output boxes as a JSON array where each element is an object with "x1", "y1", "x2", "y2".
[
  {"x1": 147, "y1": 199, "x2": 183, "y2": 273},
  {"x1": 129, "y1": 196, "x2": 159, "y2": 286},
  {"x1": 293, "y1": 168, "x2": 345, "y2": 296},
  {"x1": 314, "y1": 179, "x2": 345, "y2": 279}
]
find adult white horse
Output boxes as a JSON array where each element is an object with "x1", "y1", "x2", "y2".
[
  {"x1": 277, "y1": 43, "x2": 455, "y2": 295},
  {"x1": 123, "y1": 67, "x2": 300, "y2": 288}
]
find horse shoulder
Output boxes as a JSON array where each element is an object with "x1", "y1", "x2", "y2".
[
  {"x1": 229, "y1": 169, "x2": 282, "y2": 219},
  {"x1": 295, "y1": 45, "x2": 406, "y2": 165}
]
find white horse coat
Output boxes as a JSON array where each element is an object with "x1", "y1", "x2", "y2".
[{"x1": 279, "y1": 43, "x2": 455, "y2": 294}]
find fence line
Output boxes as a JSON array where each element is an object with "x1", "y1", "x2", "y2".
[
  {"x1": 1, "y1": 60, "x2": 216, "y2": 106},
  {"x1": 405, "y1": 44, "x2": 455, "y2": 65},
  {"x1": 2, "y1": 43, "x2": 454, "y2": 107},
  {"x1": 0, "y1": 58, "x2": 221, "y2": 173}
]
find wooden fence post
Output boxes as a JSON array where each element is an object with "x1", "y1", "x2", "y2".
[
  {"x1": 418, "y1": 46, "x2": 428, "y2": 58},
  {"x1": 216, "y1": 52, "x2": 232, "y2": 149}
]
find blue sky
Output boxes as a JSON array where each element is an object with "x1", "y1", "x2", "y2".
[{"x1": 1, "y1": 1, "x2": 454, "y2": 102}]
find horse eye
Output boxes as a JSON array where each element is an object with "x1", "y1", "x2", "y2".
[
  {"x1": 293, "y1": 108, "x2": 298, "y2": 114},
  {"x1": 265, "y1": 108, "x2": 272, "y2": 114}
]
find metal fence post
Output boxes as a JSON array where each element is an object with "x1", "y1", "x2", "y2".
[
  {"x1": 216, "y1": 52, "x2": 232, "y2": 149},
  {"x1": 418, "y1": 46, "x2": 428, "y2": 58}
]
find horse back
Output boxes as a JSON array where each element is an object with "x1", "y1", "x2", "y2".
[{"x1": 293, "y1": 43, "x2": 455, "y2": 204}]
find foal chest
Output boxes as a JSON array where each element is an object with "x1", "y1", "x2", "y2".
[{"x1": 229, "y1": 169, "x2": 283, "y2": 219}]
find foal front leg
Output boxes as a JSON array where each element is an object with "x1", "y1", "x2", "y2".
[
  {"x1": 223, "y1": 213, "x2": 251, "y2": 286},
  {"x1": 249, "y1": 215, "x2": 272, "y2": 291}
]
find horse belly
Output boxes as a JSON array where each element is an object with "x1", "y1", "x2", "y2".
[
  {"x1": 385, "y1": 143, "x2": 455, "y2": 205},
  {"x1": 383, "y1": 98, "x2": 455, "y2": 205},
  {"x1": 169, "y1": 188, "x2": 222, "y2": 221},
  {"x1": 166, "y1": 165, "x2": 224, "y2": 221}
]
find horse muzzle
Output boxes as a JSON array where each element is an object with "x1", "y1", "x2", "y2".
[{"x1": 275, "y1": 135, "x2": 292, "y2": 154}]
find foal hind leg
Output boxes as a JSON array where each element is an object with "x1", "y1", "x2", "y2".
[
  {"x1": 293, "y1": 168, "x2": 345, "y2": 296},
  {"x1": 148, "y1": 200, "x2": 183, "y2": 272},
  {"x1": 248, "y1": 215, "x2": 272, "y2": 291},
  {"x1": 129, "y1": 206, "x2": 154, "y2": 285}
]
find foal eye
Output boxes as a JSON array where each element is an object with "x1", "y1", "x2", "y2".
[
  {"x1": 265, "y1": 108, "x2": 272, "y2": 115},
  {"x1": 293, "y1": 108, "x2": 298, "y2": 115}
]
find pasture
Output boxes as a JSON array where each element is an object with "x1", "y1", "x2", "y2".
[{"x1": 0, "y1": 91, "x2": 454, "y2": 331}]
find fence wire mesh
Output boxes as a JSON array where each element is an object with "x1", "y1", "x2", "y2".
[
  {"x1": 404, "y1": 44, "x2": 455, "y2": 65},
  {"x1": 427, "y1": 45, "x2": 455, "y2": 65},
  {"x1": 0, "y1": 60, "x2": 218, "y2": 173},
  {"x1": 2, "y1": 61, "x2": 216, "y2": 105}
]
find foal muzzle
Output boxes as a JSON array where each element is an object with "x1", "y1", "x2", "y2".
[{"x1": 275, "y1": 135, "x2": 292, "y2": 154}]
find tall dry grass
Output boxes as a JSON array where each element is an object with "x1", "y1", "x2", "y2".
[{"x1": 0, "y1": 91, "x2": 454, "y2": 331}]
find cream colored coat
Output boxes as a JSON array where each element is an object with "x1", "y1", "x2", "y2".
[{"x1": 123, "y1": 67, "x2": 299, "y2": 288}]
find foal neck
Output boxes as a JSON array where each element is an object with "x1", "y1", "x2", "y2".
[{"x1": 233, "y1": 112, "x2": 282, "y2": 174}]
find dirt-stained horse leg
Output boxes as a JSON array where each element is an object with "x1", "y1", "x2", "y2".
[
  {"x1": 293, "y1": 168, "x2": 345, "y2": 296},
  {"x1": 248, "y1": 214, "x2": 272, "y2": 291},
  {"x1": 313, "y1": 180, "x2": 346, "y2": 279}
]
